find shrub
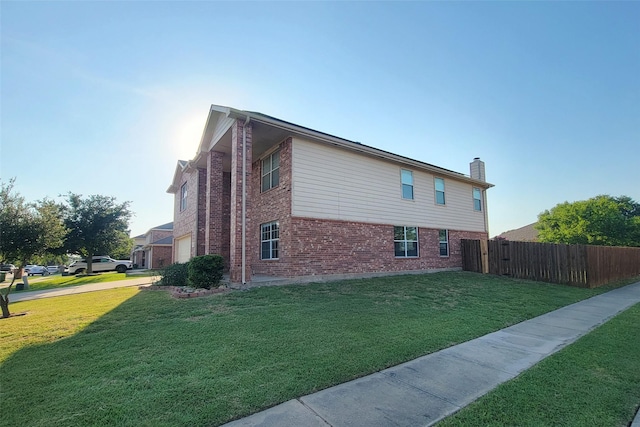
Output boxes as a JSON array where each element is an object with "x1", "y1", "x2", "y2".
[
  {"x1": 157, "y1": 262, "x2": 189, "y2": 287},
  {"x1": 187, "y1": 255, "x2": 224, "y2": 289}
]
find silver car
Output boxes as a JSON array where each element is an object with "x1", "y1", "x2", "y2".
[{"x1": 25, "y1": 265, "x2": 50, "y2": 276}]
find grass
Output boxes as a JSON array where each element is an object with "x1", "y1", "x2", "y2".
[
  {"x1": 437, "y1": 303, "x2": 640, "y2": 427},
  {"x1": 3, "y1": 271, "x2": 153, "y2": 293},
  {"x1": 0, "y1": 272, "x2": 636, "y2": 426}
]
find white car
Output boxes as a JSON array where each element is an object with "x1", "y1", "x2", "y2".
[
  {"x1": 46, "y1": 265, "x2": 60, "y2": 274},
  {"x1": 66, "y1": 256, "x2": 133, "y2": 275},
  {"x1": 25, "y1": 265, "x2": 50, "y2": 276}
]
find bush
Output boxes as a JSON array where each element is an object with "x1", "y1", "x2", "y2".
[
  {"x1": 187, "y1": 255, "x2": 224, "y2": 289},
  {"x1": 157, "y1": 262, "x2": 189, "y2": 287}
]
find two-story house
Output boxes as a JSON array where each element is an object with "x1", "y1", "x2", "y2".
[
  {"x1": 130, "y1": 222, "x2": 174, "y2": 269},
  {"x1": 167, "y1": 105, "x2": 493, "y2": 284}
]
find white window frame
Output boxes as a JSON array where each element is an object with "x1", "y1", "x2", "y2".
[
  {"x1": 261, "y1": 221, "x2": 279, "y2": 260},
  {"x1": 180, "y1": 182, "x2": 188, "y2": 212},
  {"x1": 261, "y1": 150, "x2": 280, "y2": 192},
  {"x1": 394, "y1": 226, "x2": 419, "y2": 258},
  {"x1": 401, "y1": 169, "x2": 414, "y2": 200},
  {"x1": 435, "y1": 178, "x2": 445, "y2": 205},
  {"x1": 439, "y1": 229, "x2": 449, "y2": 257},
  {"x1": 473, "y1": 188, "x2": 482, "y2": 211}
]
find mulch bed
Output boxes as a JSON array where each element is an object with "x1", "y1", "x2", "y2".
[{"x1": 141, "y1": 285, "x2": 230, "y2": 299}]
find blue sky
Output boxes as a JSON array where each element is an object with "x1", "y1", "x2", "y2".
[{"x1": 2, "y1": 1, "x2": 638, "y2": 237}]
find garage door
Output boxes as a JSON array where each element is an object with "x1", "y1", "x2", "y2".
[{"x1": 175, "y1": 235, "x2": 192, "y2": 264}]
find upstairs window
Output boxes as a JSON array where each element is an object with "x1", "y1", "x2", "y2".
[
  {"x1": 473, "y1": 188, "x2": 482, "y2": 211},
  {"x1": 435, "y1": 178, "x2": 446, "y2": 205},
  {"x1": 261, "y1": 150, "x2": 280, "y2": 192},
  {"x1": 394, "y1": 226, "x2": 418, "y2": 257},
  {"x1": 439, "y1": 229, "x2": 449, "y2": 257},
  {"x1": 261, "y1": 221, "x2": 279, "y2": 260},
  {"x1": 401, "y1": 170, "x2": 414, "y2": 200},
  {"x1": 180, "y1": 182, "x2": 188, "y2": 212}
]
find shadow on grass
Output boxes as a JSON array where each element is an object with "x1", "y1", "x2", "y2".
[{"x1": 1, "y1": 272, "x2": 632, "y2": 426}]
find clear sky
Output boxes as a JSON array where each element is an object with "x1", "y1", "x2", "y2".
[{"x1": 2, "y1": 1, "x2": 639, "y2": 238}]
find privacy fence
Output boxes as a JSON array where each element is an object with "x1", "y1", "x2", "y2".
[{"x1": 461, "y1": 239, "x2": 640, "y2": 288}]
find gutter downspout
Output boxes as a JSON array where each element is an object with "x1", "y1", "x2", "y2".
[{"x1": 241, "y1": 116, "x2": 250, "y2": 285}]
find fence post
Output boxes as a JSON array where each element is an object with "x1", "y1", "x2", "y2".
[{"x1": 480, "y1": 239, "x2": 489, "y2": 274}]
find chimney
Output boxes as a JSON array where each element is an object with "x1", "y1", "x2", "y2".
[{"x1": 470, "y1": 157, "x2": 485, "y2": 182}]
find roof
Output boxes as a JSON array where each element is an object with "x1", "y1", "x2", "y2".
[
  {"x1": 150, "y1": 236, "x2": 173, "y2": 245},
  {"x1": 496, "y1": 223, "x2": 539, "y2": 242},
  {"x1": 151, "y1": 222, "x2": 173, "y2": 231},
  {"x1": 169, "y1": 104, "x2": 494, "y2": 192}
]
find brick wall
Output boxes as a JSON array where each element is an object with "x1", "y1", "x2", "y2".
[
  {"x1": 256, "y1": 216, "x2": 487, "y2": 277},
  {"x1": 229, "y1": 120, "x2": 253, "y2": 282},
  {"x1": 172, "y1": 165, "x2": 200, "y2": 260},
  {"x1": 150, "y1": 246, "x2": 172, "y2": 269},
  {"x1": 251, "y1": 138, "x2": 293, "y2": 276},
  {"x1": 220, "y1": 172, "x2": 231, "y2": 269},
  {"x1": 197, "y1": 167, "x2": 207, "y2": 256},
  {"x1": 148, "y1": 229, "x2": 173, "y2": 244},
  {"x1": 204, "y1": 151, "x2": 227, "y2": 261}
]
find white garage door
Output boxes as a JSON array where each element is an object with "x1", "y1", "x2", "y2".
[{"x1": 175, "y1": 235, "x2": 192, "y2": 264}]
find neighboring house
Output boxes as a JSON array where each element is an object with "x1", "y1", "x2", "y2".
[
  {"x1": 495, "y1": 223, "x2": 539, "y2": 242},
  {"x1": 167, "y1": 105, "x2": 494, "y2": 284},
  {"x1": 131, "y1": 222, "x2": 174, "y2": 269}
]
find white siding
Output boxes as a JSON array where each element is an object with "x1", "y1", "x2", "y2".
[
  {"x1": 208, "y1": 115, "x2": 235, "y2": 151},
  {"x1": 291, "y1": 138, "x2": 487, "y2": 232}
]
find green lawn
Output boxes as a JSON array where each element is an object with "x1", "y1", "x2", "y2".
[
  {"x1": 4, "y1": 271, "x2": 153, "y2": 293},
  {"x1": 0, "y1": 272, "x2": 636, "y2": 426},
  {"x1": 438, "y1": 303, "x2": 640, "y2": 427}
]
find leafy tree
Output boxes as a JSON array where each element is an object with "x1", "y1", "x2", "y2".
[
  {"x1": 109, "y1": 230, "x2": 135, "y2": 260},
  {"x1": 536, "y1": 195, "x2": 640, "y2": 247},
  {"x1": 61, "y1": 194, "x2": 133, "y2": 274},
  {"x1": 0, "y1": 179, "x2": 67, "y2": 317}
]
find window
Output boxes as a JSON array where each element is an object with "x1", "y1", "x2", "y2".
[
  {"x1": 473, "y1": 188, "x2": 482, "y2": 211},
  {"x1": 439, "y1": 229, "x2": 449, "y2": 257},
  {"x1": 180, "y1": 182, "x2": 188, "y2": 211},
  {"x1": 394, "y1": 226, "x2": 418, "y2": 257},
  {"x1": 261, "y1": 221, "x2": 279, "y2": 260},
  {"x1": 261, "y1": 150, "x2": 280, "y2": 192},
  {"x1": 435, "y1": 178, "x2": 445, "y2": 205},
  {"x1": 401, "y1": 170, "x2": 414, "y2": 200}
]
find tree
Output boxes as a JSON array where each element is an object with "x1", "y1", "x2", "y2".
[
  {"x1": 61, "y1": 193, "x2": 132, "y2": 274},
  {"x1": 0, "y1": 179, "x2": 67, "y2": 317},
  {"x1": 109, "y1": 230, "x2": 135, "y2": 260},
  {"x1": 536, "y1": 195, "x2": 640, "y2": 247}
]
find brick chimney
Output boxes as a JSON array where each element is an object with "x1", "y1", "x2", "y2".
[{"x1": 470, "y1": 157, "x2": 485, "y2": 182}]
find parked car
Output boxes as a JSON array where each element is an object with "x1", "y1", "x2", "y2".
[
  {"x1": 0, "y1": 264, "x2": 16, "y2": 272},
  {"x1": 46, "y1": 265, "x2": 60, "y2": 274},
  {"x1": 66, "y1": 256, "x2": 133, "y2": 275},
  {"x1": 25, "y1": 265, "x2": 50, "y2": 276}
]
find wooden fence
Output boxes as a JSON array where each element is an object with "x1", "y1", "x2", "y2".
[{"x1": 461, "y1": 239, "x2": 640, "y2": 288}]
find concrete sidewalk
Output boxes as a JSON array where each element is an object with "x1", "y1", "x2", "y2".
[
  {"x1": 10, "y1": 276, "x2": 159, "y2": 302},
  {"x1": 224, "y1": 281, "x2": 640, "y2": 427}
]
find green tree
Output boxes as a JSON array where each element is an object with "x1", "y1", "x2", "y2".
[
  {"x1": 0, "y1": 179, "x2": 67, "y2": 317},
  {"x1": 61, "y1": 194, "x2": 133, "y2": 274},
  {"x1": 109, "y1": 230, "x2": 135, "y2": 260},
  {"x1": 536, "y1": 195, "x2": 640, "y2": 247}
]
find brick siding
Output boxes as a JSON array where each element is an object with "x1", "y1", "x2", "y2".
[
  {"x1": 172, "y1": 165, "x2": 199, "y2": 260},
  {"x1": 229, "y1": 120, "x2": 253, "y2": 282},
  {"x1": 251, "y1": 138, "x2": 293, "y2": 276},
  {"x1": 150, "y1": 246, "x2": 172, "y2": 269},
  {"x1": 255, "y1": 216, "x2": 487, "y2": 277}
]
